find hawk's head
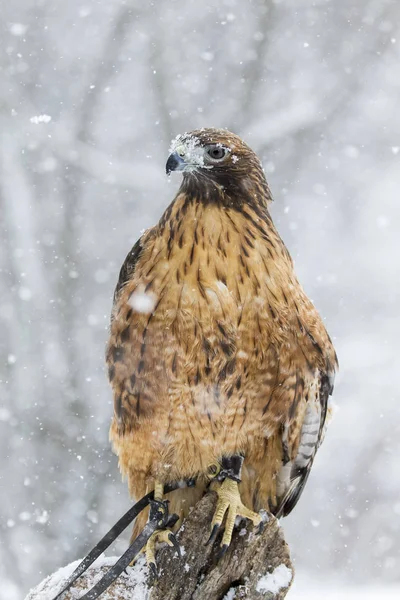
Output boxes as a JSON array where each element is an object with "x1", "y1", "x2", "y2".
[{"x1": 166, "y1": 128, "x2": 272, "y2": 207}]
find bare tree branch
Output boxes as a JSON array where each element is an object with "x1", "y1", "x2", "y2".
[
  {"x1": 76, "y1": 4, "x2": 140, "y2": 142},
  {"x1": 234, "y1": 1, "x2": 278, "y2": 129}
]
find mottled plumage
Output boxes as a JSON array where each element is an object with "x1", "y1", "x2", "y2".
[{"x1": 106, "y1": 128, "x2": 337, "y2": 541}]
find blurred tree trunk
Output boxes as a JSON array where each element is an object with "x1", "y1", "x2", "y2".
[{"x1": 57, "y1": 4, "x2": 138, "y2": 417}]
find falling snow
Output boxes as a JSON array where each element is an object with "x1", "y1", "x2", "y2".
[
  {"x1": 1, "y1": 2, "x2": 399, "y2": 600},
  {"x1": 128, "y1": 286, "x2": 158, "y2": 314},
  {"x1": 29, "y1": 114, "x2": 52, "y2": 125}
]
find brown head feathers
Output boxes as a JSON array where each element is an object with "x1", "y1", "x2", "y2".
[{"x1": 167, "y1": 128, "x2": 272, "y2": 210}]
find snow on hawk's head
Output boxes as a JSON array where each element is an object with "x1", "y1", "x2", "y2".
[{"x1": 166, "y1": 128, "x2": 272, "y2": 209}]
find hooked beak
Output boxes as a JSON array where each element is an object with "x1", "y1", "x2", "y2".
[{"x1": 166, "y1": 152, "x2": 186, "y2": 175}]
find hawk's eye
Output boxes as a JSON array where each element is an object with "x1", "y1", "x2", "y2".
[{"x1": 206, "y1": 146, "x2": 228, "y2": 161}]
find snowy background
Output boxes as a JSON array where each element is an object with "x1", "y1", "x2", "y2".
[{"x1": 0, "y1": 1, "x2": 399, "y2": 598}]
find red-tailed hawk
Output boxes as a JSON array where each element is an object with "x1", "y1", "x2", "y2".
[{"x1": 106, "y1": 128, "x2": 337, "y2": 569}]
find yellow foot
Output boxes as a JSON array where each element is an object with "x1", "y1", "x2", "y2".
[
  {"x1": 146, "y1": 528, "x2": 180, "y2": 576},
  {"x1": 207, "y1": 478, "x2": 262, "y2": 554}
]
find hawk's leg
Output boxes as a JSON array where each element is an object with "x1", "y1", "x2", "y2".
[
  {"x1": 145, "y1": 482, "x2": 180, "y2": 576},
  {"x1": 207, "y1": 455, "x2": 262, "y2": 555}
]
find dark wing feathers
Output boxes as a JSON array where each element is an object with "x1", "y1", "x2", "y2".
[
  {"x1": 113, "y1": 238, "x2": 143, "y2": 304},
  {"x1": 275, "y1": 372, "x2": 334, "y2": 518}
]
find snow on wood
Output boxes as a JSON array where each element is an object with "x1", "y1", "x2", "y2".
[
  {"x1": 256, "y1": 564, "x2": 293, "y2": 595},
  {"x1": 25, "y1": 555, "x2": 149, "y2": 600},
  {"x1": 25, "y1": 493, "x2": 293, "y2": 600}
]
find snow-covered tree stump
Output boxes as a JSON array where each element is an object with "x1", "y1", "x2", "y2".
[{"x1": 26, "y1": 493, "x2": 294, "y2": 600}]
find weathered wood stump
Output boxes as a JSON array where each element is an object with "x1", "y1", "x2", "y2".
[{"x1": 26, "y1": 493, "x2": 293, "y2": 600}]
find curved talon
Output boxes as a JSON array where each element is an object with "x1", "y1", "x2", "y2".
[
  {"x1": 209, "y1": 478, "x2": 261, "y2": 551},
  {"x1": 168, "y1": 532, "x2": 181, "y2": 556},
  {"x1": 256, "y1": 520, "x2": 265, "y2": 535},
  {"x1": 205, "y1": 523, "x2": 220, "y2": 546},
  {"x1": 145, "y1": 527, "x2": 179, "y2": 573},
  {"x1": 149, "y1": 561, "x2": 158, "y2": 578}
]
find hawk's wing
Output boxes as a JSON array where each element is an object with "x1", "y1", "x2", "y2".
[
  {"x1": 275, "y1": 371, "x2": 335, "y2": 518},
  {"x1": 113, "y1": 238, "x2": 143, "y2": 306},
  {"x1": 108, "y1": 228, "x2": 158, "y2": 428}
]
